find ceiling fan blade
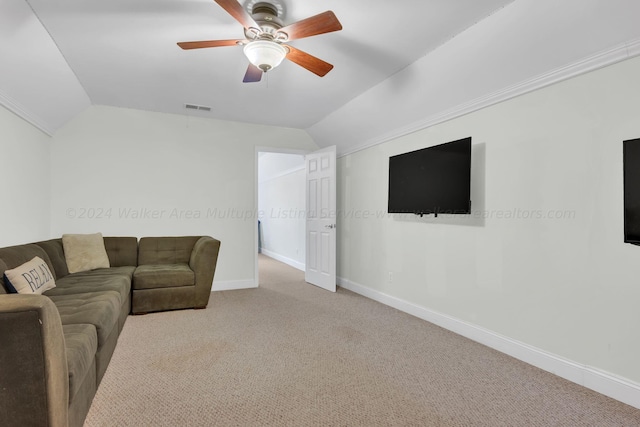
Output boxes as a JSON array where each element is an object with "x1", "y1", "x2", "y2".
[
  {"x1": 285, "y1": 45, "x2": 334, "y2": 77},
  {"x1": 177, "y1": 39, "x2": 243, "y2": 50},
  {"x1": 278, "y1": 11, "x2": 342, "y2": 41},
  {"x1": 243, "y1": 64, "x2": 263, "y2": 83},
  {"x1": 214, "y1": 0, "x2": 260, "y2": 30}
]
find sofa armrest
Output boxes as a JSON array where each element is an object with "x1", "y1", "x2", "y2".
[
  {"x1": 189, "y1": 236, "x2": 221, "y2": 308},
  {"x1": 0, "y1": 294, "x2": 69, "y2": 427}
]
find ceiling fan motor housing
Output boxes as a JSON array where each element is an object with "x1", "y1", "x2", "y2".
[
  {"x1": 244, "y1": 2, "x2": 285, "y2": 40},
  {"x1": 252, "y1": 2, "x2": 278, "y2": 16}
]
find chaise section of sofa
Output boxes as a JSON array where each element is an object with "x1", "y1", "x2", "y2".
[{"x1": 132, "y1": 236, "x2": 221, "y2": 314}]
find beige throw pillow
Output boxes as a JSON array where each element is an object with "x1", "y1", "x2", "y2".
[
  {"x1": 62, "y1": 233, "x2": 110, "y2": 273},
  {"x1": 3, "y1": 256, "x2": 56, "y2": 294}
]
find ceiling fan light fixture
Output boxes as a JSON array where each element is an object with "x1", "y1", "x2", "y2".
[{"x1": 243, "y1": 40, "x2": 287, "y2": 72}]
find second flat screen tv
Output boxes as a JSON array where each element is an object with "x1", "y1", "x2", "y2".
[
  {"x1": 388, "y1": 137, "x2": 472, "y2": 216},
  {"x1": 624, "y1": 137, "x2": 640, "y2": 244}
]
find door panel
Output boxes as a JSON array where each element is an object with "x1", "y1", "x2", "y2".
[{"x1": 305, "y1": 146, "x2": 336, "y2": 292}]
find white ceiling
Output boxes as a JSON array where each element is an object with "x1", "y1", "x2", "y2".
[
  {"x1": 2, "y1": 1, "x2": 640, "y2": 155},
  {"x1": 22, "y1": 0, "x2": 513, "y2": 129}
]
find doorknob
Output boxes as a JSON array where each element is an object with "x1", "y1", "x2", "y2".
[{"x1": 324, "y1": 224, "x2": 336, "y2": 229}]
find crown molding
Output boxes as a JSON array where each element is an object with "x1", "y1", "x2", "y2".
[
  {"x1": 0, "y1": 91, "x2": 55, "y2": 136},
  {"x1": 337, "y1": 37, "x2": 640, "y2": 158}
]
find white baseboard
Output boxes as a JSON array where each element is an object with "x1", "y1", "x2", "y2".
[
  {"x1": 337, "y1": 276, "x2": 640, "y2": 410},
  {"x1": 260, "y1": 249, "x2": 305, "y2": 271},
  {"x1": 212, "y1": 279, "x2": 257, "y2": 292}
]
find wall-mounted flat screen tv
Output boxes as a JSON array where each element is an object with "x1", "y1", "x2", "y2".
[
  {"x1": 388, "y1": 137, "x2": 471, "y2": 216},
  {"x1": 624, "y1": 137, "x2": 640, "y2": 244}
]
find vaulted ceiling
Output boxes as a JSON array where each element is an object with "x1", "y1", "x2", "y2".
[{"x1": 2, "y1": 0, "x2": 640, "y2": 155}]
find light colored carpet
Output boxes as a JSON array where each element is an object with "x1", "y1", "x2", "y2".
[{"x1": 85, "y1": 255, "x2": 640, "y2": 426}]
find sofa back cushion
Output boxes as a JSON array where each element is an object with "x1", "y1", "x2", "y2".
[
  {"x1": 138, "y1": 236, "x2": 201, "y2": 265},
  {"x1": 36, "y1": 237, "x2": 138, "y2": 277},
  {"x1": 0, "y1": 244, "x2": 56, "y2": 293},
  {"x1": 34, "y1": 239, "x2": 69, "y2": 279},
  {"x1": 104, "y1": 237, "x2": 138, "y2": 267}
]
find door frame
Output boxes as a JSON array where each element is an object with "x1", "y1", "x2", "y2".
[{"x1": 254, "y1": 146, "x2": 310, "y2": 287}]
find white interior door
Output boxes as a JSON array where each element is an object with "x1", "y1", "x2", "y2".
[{"x1": 305, "y1": 146, "x2": 337, "y2": 292}]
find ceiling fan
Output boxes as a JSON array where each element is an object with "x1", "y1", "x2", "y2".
[{"x1": 178, "y1": 0, "x2": 343, "y2": 83}]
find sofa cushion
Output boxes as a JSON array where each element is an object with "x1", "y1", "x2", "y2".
[
  {"x1": 133, "y1": 264, "x2": 195, "y2": 289},
  {"x1": 62, "y1": 233, "x2": 110, "y2": 274},
  {"x1": 103, "y1": 237, "x2": 138, "y2": 267},
  {"x1": 65, "y1": 266, "x2": 136, "y2": 281},
  {"x1": 138, "y1": 236, "x2": 200, "y2": 265},
  {"x1": 45, "y1": 272, "x2": 132, "y2": 306},
  {"x1": 63, "y1": 324, "x2": 97, "y2": 403},
  {"x1": 34, "y1": 239, "x2": 69, "y2": 279},
  {"x1": 3, "y1": 257, "x2": 56, "y2": 295},
  {"x1": 48, "y1": 291, "x2": 120, "y2": 346}
]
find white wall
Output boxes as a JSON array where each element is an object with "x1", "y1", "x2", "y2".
[
  {"x1": 0, "y1": 105, "x2": 51, "y2": 246},
  {"x1": 337, "y1": 55, "x2": 640, "y2": 385},
  {"x1": 258, "y1": 153, "x2": 305, "y2": 269},
  {"x1": 50, "y1": 106, "x2": 317, "y2": 287}
]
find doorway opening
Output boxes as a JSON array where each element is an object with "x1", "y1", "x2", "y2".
[{"x1": 255, "y1": 148, "x2": 307, "y2": 286}]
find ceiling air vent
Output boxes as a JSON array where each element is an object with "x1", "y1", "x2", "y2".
[{"x1": 184, "y1": 103, "x2": 212, "y2": 112}]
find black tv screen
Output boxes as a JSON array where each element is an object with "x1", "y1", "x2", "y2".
[
  {"x1": 624, "y1": 138, "x2": 640, "y2": 244},
  {"x1": 388, "y1": 137, "x2": 471, "y2": 216}
]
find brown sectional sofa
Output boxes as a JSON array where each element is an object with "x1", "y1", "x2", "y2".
[{"x1": 0, "y1": 235, "x2": 221, "y2": 427}]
